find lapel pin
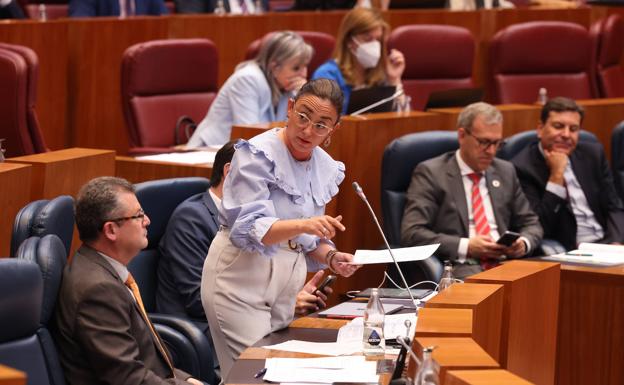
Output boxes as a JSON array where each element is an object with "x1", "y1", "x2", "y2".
[{"x1": 492, "y1": 180, "x2": 501, "y2": 188}]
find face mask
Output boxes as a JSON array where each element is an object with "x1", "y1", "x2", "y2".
[{"x1": 353, "y1": 39, "x2": 381, "y2": 69}]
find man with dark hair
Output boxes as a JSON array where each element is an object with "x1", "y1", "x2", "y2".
[
  {"x1": 512, "y1": 97, "x2": 624, "y2": 250},
  {"x1": 401, "y1": 102, "x2": 542, "y2": 279},
  {"x1": 54, "y1": 176, "x2": 202, "y2": 385}
]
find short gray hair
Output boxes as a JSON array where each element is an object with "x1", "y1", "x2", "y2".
[
  {"x1": 457, "y1": 102, "x2": 502, "y2": 131},
  {"x1": 75, "y1": 177, "x2": 135, "y2": 242}
]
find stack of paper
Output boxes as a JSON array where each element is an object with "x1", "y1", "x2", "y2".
[
  {"x1": 262, "y1": 340, "x2": 362, "y2": 356},
  {"x1": 136, "y1": 150, "x2": 217, "y2": 165},
  {"x1": 263, "y1": 356, "x2": 379, "y2": 383},
  {"x1": 542, "y1": 242, "x2": 624, "y2": 266},
  {"x1": 351, "y1": 244, "x2": 440, "y2": 264},
  {"x1": 336, "y1": 313, "x2": 417, "y2": 345}
]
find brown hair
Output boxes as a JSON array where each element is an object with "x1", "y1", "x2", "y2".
[{"x1": 333, "y1": 8, "x2": 390, "y2": 88}]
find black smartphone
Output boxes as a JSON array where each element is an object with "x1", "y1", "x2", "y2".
[
  {"x1": 496, "y1": 231, "x2": 521, "y2": 247},
  {"x1": 315, "y1": 274, "x2": 336, "y2": 295}
]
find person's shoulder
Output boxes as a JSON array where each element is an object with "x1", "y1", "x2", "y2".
[
  {"x1": 418, "y1": 151, "x2": 455, "y2": 170},
  {"x1": 313, "y1": 60, "x2": 340, "y2": 78}
]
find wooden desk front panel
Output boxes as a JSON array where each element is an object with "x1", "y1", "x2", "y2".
[
  {"x1": 577, "y1": 98, "x2": 624, "y2": 159},
  {"x1": 115, "y1": 156, "x2": 212, "y2": 184},
  {"x1": 446, "y1": 369, "x2": 535, "y2": 385},
  {"x1": 0, "y1": 365, "x2": 26, "y2": 385},
  {"x1": 0, "y1": 164, "x2": 32, "y2": 257}
]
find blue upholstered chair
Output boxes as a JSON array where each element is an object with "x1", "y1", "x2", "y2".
[
  {"x1": 611, "y1": 121, "x2": 624, "y2": 201},
  {"x1": 381, "y1": 131, "x2": 459, "y2": 285},
  {"x1": 129, "y1": 177, "x2": 216, "y2": 384},
  {"x1": 11, "y1": 195, "x2": 74, "y2": 258},
  {"x1": 0, "y1": 236, "x2": 67, "y2": 385},
  {"x1": 497, "y1": 129, "x2": 599, "y2": 161}
]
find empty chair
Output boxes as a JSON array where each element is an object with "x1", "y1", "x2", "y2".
[
  {"x1": 489, "y1": 21, "x2": 594, "y2": 104},
  {"x1": 244, "y1": 31, "x2": 335, "y2": 76},
  {"x1": 388, "y1": 25, "x2": 476, "y2": 111},
  {"x1": 121, "y1": 39, "x2": 219, "y2": 154},
  {"x1": 381, "y1": 131, "x2": 458, "y2": 286},
  {"x1": 591, "y1": 14, "x2": 624, "y2": 98},
  {"x1": 612, "y1": 121, "x2": 624, "y2": 200}
]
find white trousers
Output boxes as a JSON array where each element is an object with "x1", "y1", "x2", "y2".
[{"x1": 201, "y1": 230, "x2": 306, "y2": 380}]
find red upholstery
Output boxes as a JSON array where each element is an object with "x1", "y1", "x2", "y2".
[
  {"x1": 244, "y1": 31, "x2": 335, "y2": 76},
  {"x1": 591, "y1": 14, "x2": 624, "y2": 98},
  {"x1": 121, "y1": 38, "x2": 218, "y2": 154},
  {"x1": 0, "y1": 49, "x2": 31, "y2": 158},
  {"x1": 0, "y1": 43, "x2": 47, "y2": 157},
  {"x1": 388, "y1": 24, "x2": 475, "y2": 111},
  {"x1": 25, "y1": 4, "x2": 69, "y2": 19},
  {"x1": 489, "y1": 21, "x2": 594, "y2": 104}
]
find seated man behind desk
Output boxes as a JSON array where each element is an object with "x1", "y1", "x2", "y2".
[
  {"x1": 69, "y1": 0, "x2": 168, "y2": 17},
  {"x1": 157, "y1": 141, "x2": 333, "y2": 338},
  {"x1": 53, "y1": 177, "x2": 202, "y2": 385},
  {"x1": 511, "y1": 97, "x2": 624, "y2": 251},
  {"x1": 174, "y1": 0, "x2": 268, "y2": 13},
  {"x1": 401, "y1": 102, "x2": 542, "y2": 280}
]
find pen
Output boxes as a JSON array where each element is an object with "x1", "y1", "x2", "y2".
[
  {"x1": 565, "y1": 252, "x2": 593, "y2": 256},
  {"x1": 254, "y1": 368, "x2": 267, "y2": 378}
]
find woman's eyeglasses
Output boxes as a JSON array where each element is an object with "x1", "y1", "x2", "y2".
[{"x1": 293, "y1": 110, "x2": 333, "y2": 137}]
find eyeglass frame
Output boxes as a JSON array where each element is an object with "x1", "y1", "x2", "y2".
[
  {"x1": 464, "y1": 129, "x2": 506, "y2": 151},
  {"x1": 291, "y1": 108, "x2": 337, "y2": 137},
  {"x1": 103, "y1": 208, "x2": 147, "y2": 228}
]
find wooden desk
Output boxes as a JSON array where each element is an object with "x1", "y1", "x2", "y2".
[
  {"x1": 115, "y1": 156, "x2": 212, "y2": 184},
  {"x1": 0, "y1": 365, "x2": 26, "y2": 385},
  {"x1": 416, "y1": 308, "x2": 474, "y2": 338},
  {"x1": 576, "y1": 97, "x2": 624, "y2": 158},
  {"x1": 0, "y1": 163, "x2": 31, "y2": 257},
  {"x1": 446, "y1": 369, "x2": 534, "y2": 385}
]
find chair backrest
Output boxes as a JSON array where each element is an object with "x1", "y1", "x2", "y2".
[
  {"x1": 0, "y1": 239, "x2": 67, "y2": 385},
  {"x1": 612, "y1": 121, "x2": 624, "y2": 200},
  {"x1": 244, "y1": 31, "x2": 335, "y2": 76},
  {"x1": 497, "y1": 129, "x2": 599, "y2": 161},
  {"x1": 121, "y1": 39, "x2": 219, "y2": 153},
  {"x1": 489, "y1": 21, "x2": 594, "y2": 104},
  {"x1": 388, "y1": 24, "x2": 475, "y2": 111},
  {"x1": 591, "y1": 14, "x2": 624, "y2": 98},
  {"x1": 0, "y1": 47, "x2": 32, "y2": 157},
  {"x1": 11, "y1": 195, "x2": 75, "y2": 258},
  {"x1": 128, "y1": 177, "x2": 210, "y2": 312}
]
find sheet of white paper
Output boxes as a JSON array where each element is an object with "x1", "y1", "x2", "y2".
[
  {"x1": 542, "y1": 245, "x2": 624, "y2": 266},
  {"x1": 352, "y1": 244, "x2": 439, "y2": 264},
  {"x1": 263, "y1": 356, "x2": 379, "y2": 383},
  {"x1": 136, "y1": 150, "x2": 217, "y2": 165},
  {"x1": 337, "y1": 313, "x2": 417, "y2": 344},
  {"x1": 578, "y1": 242, "x2": 624, "y2": 253},
  {"x1": 261, "y1": 340, "x2": 361, "y2": 356}
]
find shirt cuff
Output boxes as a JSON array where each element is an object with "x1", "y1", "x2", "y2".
[
  {"x1": 519, "y1": 236, "x2": 531, "y2": 256},
  {"x1": 249, "y1": 216, "x2": 279, "y2": 246},
  {"x1": 546, "y1": 181, "x2": 567, "y2": 200},
  {"x1": 457, "y1": 238, "x2": 469, "y2": 262}
]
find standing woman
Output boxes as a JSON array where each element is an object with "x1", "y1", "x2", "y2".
[
  {"x1": 312, "y1": 7, "x2": 405, "y2": 114},
  {"x1": 201, "y1": 79, "x2": 360, "y2": 379},
  {"x1": 187, "y1": 31, "x2": 313, "y2": 147}
]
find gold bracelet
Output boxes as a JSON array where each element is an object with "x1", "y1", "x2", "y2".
[{"x1": 325, "y1": 249, "x2": 339, "y2": 274}]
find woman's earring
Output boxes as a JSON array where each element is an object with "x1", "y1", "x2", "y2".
[{"x1": 323, "y1": 136, "x2": 332, "y2": 148}]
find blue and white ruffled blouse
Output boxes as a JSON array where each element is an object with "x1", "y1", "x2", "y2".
[{"x1": 220, "y1": 128, "x2": 345, "y2": 261}]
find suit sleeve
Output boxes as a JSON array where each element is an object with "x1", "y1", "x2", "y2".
[
  {"x1": 159, "y1": 206, "x2": 217, "y2": 319},
  {"x1": 75, "y1": 281, "x2": 191, "y2": 385},
  {"x1": 400, "y1": 163, "x2": 462, "y2": 261},
  {"x1": 508, "y1": 168, "x2": 543, "y2": 255},
  {"x1": 228, "y1": 71, "x2": 267, "y2": 126},
  {"x1": 597, "y1": 149, "x2": 624, "y2": 243}
]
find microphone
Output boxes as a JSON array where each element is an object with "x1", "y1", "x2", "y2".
[
  {"x1": 351, "y1": 182, "x2": 417, "y2": 306},
  {"x1": 395, "y1": 335, "x2": 421, "y2": 368},
  {"x1": 350, "y1": 89, "x2": 405, "y2": 116}
]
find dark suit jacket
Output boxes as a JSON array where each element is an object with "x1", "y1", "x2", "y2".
[
  {"x1": 53, "y1": 245, "x2": 190, "y2": 385},
  {"x1": 512, "y1": 141, "x2": 624, "y2": 251},
  {"x1": 156, "y1": 192, "x2": 219, "y2": 334},
  {"x1": 0, "y1": 0, "x2": 25, "y2": 19},
  {"x1": 174, "y1": 0, "x2": 268, "y2": 13},
  {"x1": 69, "y1": 0, "x2": 168, "y2": 17},
  {"x1": 401, "y1": 151, "x2": 543, "y2": 261}
]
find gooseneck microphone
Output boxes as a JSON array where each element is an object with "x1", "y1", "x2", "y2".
[
  {"x1": 352, "y1": 181, "x2": 417, "y2": 306},
  {"x1": 350, "y1": 89, "x2": 405, "y2": 116}
]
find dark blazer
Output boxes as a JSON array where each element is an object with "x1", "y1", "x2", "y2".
[
  {"x1": 174, "y1": 0, "x2": 268, "y2": 13},
  {"x1": 69, "y1": 0, "x2": 168, "y2": 17},
  {"x1": 0, "y1": 0, "x2": 25, "y2": 19},
  {"x1": 156, "y1": 192, "x2": 219, "y2": 334},
  {"x1": 401, "y1": 151, "x2": 543, "y2": 261},
  {"x1": 512, "y1": 141, "x2": 624, "y2": 251},
  {"x1": 53, "y1": 245, "x2": 190, "y2": 385}
]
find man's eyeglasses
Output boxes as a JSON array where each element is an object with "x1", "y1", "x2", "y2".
[
  {"x1": 293, "y1": 109, "x2": 334, "y2": 137},
  {"x1": 106, "y1": 209, "x2": 146, "y2": 225},
  {"x1": 465, "y1": 130, "x2": 506, "y2": 151}
]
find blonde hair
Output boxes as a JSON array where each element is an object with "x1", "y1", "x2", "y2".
[{"x1": 333, "y1": 8, "x2": 390, "y2": 87}]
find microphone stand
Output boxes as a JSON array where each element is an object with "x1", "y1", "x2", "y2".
[
  {"x1": 350, "y1": 89, "x2": 405, "y2": 116},
  {"x1": 352, "y1": 181, "x2": 418, "y2": 307}
]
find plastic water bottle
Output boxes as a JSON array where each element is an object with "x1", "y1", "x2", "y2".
[
  {"x1": 254, "y1": 0, "x2": 264, "y2": 14},
  {"x1": 537, "y1": 87, "x2": 548, "y2": 105},
  {"x1": 413, "y1": 346, "x2": 440, "y2": 385},
  {"x1": 214, "y1": 0, "x2": 226, "y2": 15},
  {"x1": 0, "y1": 138, "x2": 6, "y2": 162},
  {"x1": 38, "y1": 4, "x2": 47, "y2": 21},
  {"x1": 438, "y1": 260, "x2": 454, "y2": 292},
  {"x1": 363, "y1": 288, "x2": 385, "y2": 356}
]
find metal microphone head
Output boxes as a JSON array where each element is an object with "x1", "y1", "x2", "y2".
[{"x1": 352, "y1": 181, "x2": 366, "y2": 201}]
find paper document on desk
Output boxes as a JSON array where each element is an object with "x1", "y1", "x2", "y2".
[
  {"x1": 263, "y1": 356, "x2": 379, "y2": 383},
  {"x1": 261, "y1": 340, "x2": 361, "y2": 356},
  {"x1": 336, "y1": 313, "x2": 416, "y2": 353},
  {"x1": 351, "y1": 244, "x2": 439, "y2": 264},
  {"x1": 542, "y1": 242, "x2": 624, "y2": 266},
  {"x1": 136, "y1": 150, "x2": 217, "y2": 165}
]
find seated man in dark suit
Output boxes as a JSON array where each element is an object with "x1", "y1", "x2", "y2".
[
  {"x1": 174, "y1": 0, "x2": 268, "y2": 14},
  {"x1": 69, "y1": 0, "x2": 168, "y2": 17},
  {"x1": 511, "y1": 97, "x2": 624, "y2": 251},
  {"x1": 158, "y1": 141, "x2": 333, "y2": 339},
  {"x1": 54, "y1": 176, "x2": 202, "y2": 385},
  {"x1": 0, "y1": 0, "x2": 25, "y2": 18},
  {"x1": 401, "y1": 102, "x2": 542, "y2": 279}
]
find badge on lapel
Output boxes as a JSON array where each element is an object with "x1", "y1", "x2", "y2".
[{"x1": 492, "y1": 180, "x2": 501, "y2": 188}]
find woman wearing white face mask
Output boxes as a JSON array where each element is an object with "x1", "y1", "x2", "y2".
[{"x1": 312, "y1": 7, "x2": 405, "y2": 114}]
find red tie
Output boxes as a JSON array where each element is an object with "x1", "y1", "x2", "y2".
[{"x1": 468, "y1": 173, "x2": 498, "y2": 270}]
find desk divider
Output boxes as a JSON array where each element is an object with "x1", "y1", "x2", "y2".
[
  {"x1": 0, "y1": 164, "x2": 31, "y2": 257},
  {"x1": 0, "y1": 364, "x2": 26, "y2": 385},
  {"x1": 446, "y1": 369, "x2": 534, "y2": 385}
]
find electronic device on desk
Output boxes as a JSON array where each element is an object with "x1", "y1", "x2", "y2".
[
  {"x1": 496, "y1": 231, "x2": 521, "y2": 247},
  {"x1": 354, "y1": 288, "x2": 432, "y2": 300},
  {"x1": 424, "y1": 87, "x2": 484, "y2": 110},
  {"x1": 347, "y1": 85, "x2": 397, "y2": 115},
  {"x1": 317, "y1": 301, "x2": 404, "y2": 319}
]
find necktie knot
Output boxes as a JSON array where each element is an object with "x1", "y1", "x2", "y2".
[
  {"x1": 125, "y1": 273, "x2": 136, "y2": 287},
  {"x1": 468, "y1": 172, "x2": 482, "y2": 184}
]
